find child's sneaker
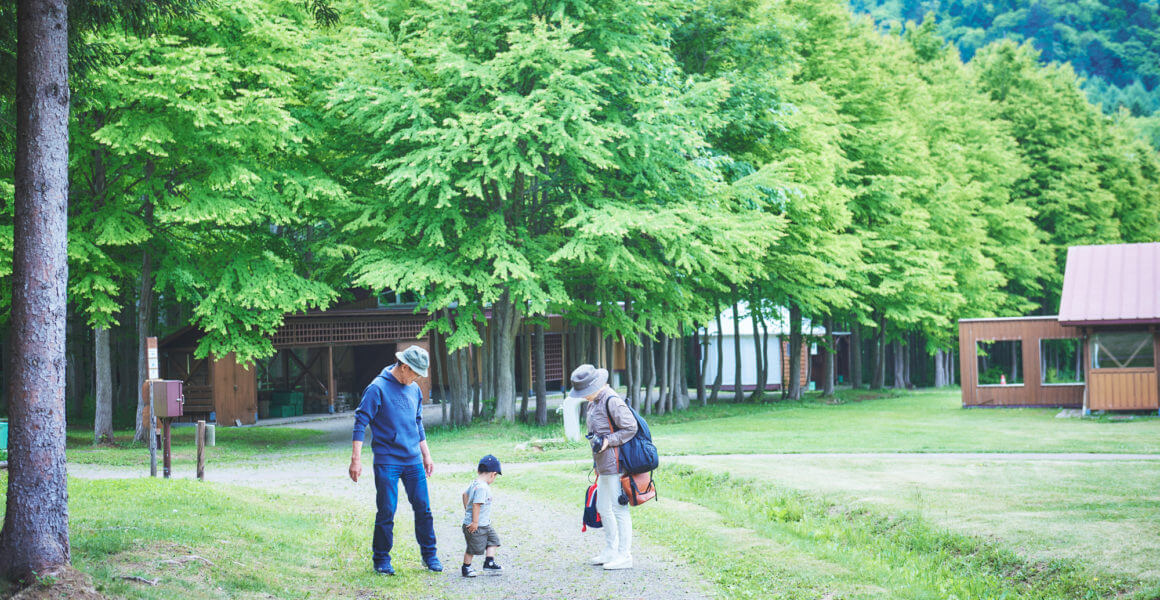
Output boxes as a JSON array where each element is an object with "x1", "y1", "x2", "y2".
[
  {"x1": 461, "y1": 565, "x2": 478, "y2": 578},
  {"x1": 482, "y1": 561, "x2": 502, "y2": 575}
]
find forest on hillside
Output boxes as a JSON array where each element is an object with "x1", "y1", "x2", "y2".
[
  {"x1": 850, "y1": 0, "x2": 1160, "y2": 148},
  {"x1": 1, "y1": 0, "x2": 1159, "y2": 429}
]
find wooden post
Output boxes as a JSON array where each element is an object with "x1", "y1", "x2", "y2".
[
  {"x1": 162, "y1": 418, "x2": 172, "y2": 479},
  {"x1": 328, "y1": 345, "x2": 336, "y2": 413},
  {"x1": 196, "y1": 420, "x2": 206, "y2": 481},
  {"x1": 148, "y1": 381, "x2": 157, "y2": 477}
]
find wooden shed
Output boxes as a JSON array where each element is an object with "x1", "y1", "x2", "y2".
[{"x1": 958, "y1": 243, "x2": 1160, "y2": 412}]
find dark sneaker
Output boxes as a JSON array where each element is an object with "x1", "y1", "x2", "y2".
[
  {"x1": 374, "y1": 562, "x2": 395, "y2": 576},
  {"x1": 461, "y1": 565, "x2": 478, "y2": 578},
  {"x1": 482, "y1": 561, "x2": 502, "y2": 575},
  {"x1": 425, "y1": 557, "x2": 444, "y2": 572}
]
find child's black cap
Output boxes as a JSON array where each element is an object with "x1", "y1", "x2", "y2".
[{"x1": 478, "y1": 454, "x2": 502, "y2": 475}]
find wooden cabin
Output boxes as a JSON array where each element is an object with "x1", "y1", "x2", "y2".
[
  {"x1": 959, "y1": 243, "x2": 1160, "y2": 412},
  {"x1": 159, "y1": 292, "x2": 620, "y2": 426}
]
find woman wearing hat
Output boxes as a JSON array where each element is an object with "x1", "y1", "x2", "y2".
[{"x1": 572, "y1": 363, "x2": 638, "y2": 570}]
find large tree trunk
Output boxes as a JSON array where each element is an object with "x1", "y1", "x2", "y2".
[
  {"x1": 656, "y1": 334, "x2": 669, "y2": 416},
  {"x1": 903, "y1": 337, "x2": 913, "y2": 388},
  {"x1": 870, "y1": 318, "x2": 885, "y2": 390},
  {"x1": 643, "y1": 333, "x2": 655, "y2": 415},
  {"x1": 133, "y1": 241, "x2": 153, "y2": 443},
  {"x1": 892, "y1": 339, "x2": 906, "y2": 389},
  {"x1": 443, "y1": 308, "x2": 472, "y2": 426},
  {"x1": 749, "y1": 305, "x2": 764, "y2": 402},
  {"x1": 94, "y1": 327, "x2": 113, "y2": 444},
  {"x1": 850, "y1": 321, "x2": 863, "y2": 390},
  {"x1": 491, "y1": 290, "x2": 522, "y2": 422},
  {"x1": 732, "y1": 301, "x2": 743, "y2": 403},
  {"x1": 676, "y1": 333, "x2": 690, "y2": 411},
  {"x1": 533, "y1": 323, "x2": 547, "y2": 426},
  {"x1": 710, "y1": 307, "x2": 723, "y2": 403},
  {"x1": 823, "y1": 317, "x2": 835, "y2": 397},
  {"x1": 787, "y1": 304, "x2": 803, "y2": 400},
  {"x1": 695, "y1": 329, "x2": 707, "y2": 406},
  {"x1": 1, "y1": 0, "x2": 71, "y2": 579},
  {"x1": 519, "y1": 323, "x2": 530, "y2": 422},
  {"x1": 934, "y1": 348, "x2": 946, "y2": 387},
  {"x1": 632, "y1": 339, "x2": 644, "y2": 411}
]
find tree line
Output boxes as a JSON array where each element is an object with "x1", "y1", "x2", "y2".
[{"x1": 2, "y1": 0, "x2": 1158, "y2": 434}]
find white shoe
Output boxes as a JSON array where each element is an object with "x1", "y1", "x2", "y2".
[
  {"x1": 589, "y1": 551, "x2": 616, "y2": 565},
  {"x1": 603, "y1": 555, "x2": 633, "y2": 570}
]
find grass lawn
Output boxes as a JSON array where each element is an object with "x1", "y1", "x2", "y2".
[
  {"x1": 506, "y1": 463, "x2": 1148, "y2": 600},
  {"x1": 41, "y1": 388, "x2": 1160, "y2": 598},
  {"x1": 0, "y1": 473, "x2": 438, "y2": 599},
  {"x1": 65, "y1": 427, "x2": 331, "y2": 468}
]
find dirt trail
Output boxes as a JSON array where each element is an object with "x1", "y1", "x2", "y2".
[{"x1": 69, "y1": 459, "x2": 710, "y2": 600}]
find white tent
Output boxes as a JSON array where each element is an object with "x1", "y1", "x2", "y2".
[{"x1": 700, "y1": 303, "x2": 824, "y2": 390}]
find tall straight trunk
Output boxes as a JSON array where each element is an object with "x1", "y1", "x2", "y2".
[
  {"x1": 1, "y1": 0, "x2": 71, "y2": 578},
  {"x1": 850, "y1": 321, "x2": 863, "y2": 390},
  {"x1": 760, "y1": 312, "x2": 771, "y2": 396},
  {"x1": 787, "y1": 304, "x2": 803, "y2": 400},
  {"x1": 903, "y1": 337, "x2": 913, "y2": 388},
  {"x1": 605, "y1": 335, "x2": 614, "y2": 379},
  {"x1": 590, "y1": 324, "x2": 601, "y2": 365},
  {"x1": 492, "y1": 290, "x2": 522, "y2": 422},
  {"x1": 870, "y1": 318, "x2": 885, "y2": 390},
  {"x1": 471, "y1": 344, "x2": 481, "y2": 418},
  {"x1": 732, "y1": 301, "x2": 743, "y2": 403},
  {"x1": 749, "y1": 306, "x2": 764, "y2": 402},
  {"x1": 676, "y1": 333, "x2": 690, "y2": 411},
  {"x1": 656, "y1": 334, "x2": 669, "y2": 416},
  {"x1": 667, "y1": 333, "x2": 678, "y2": 413},
  {"x1": 133, "y1": 241, "x2": 154, "y2": 443},
  {"x1": 934, "y1": 349, "x2": 946, "y2": 387},
  {"x1": 710, "y1": 308, "x2": 723, "y2": 403},
  {"x1": 823, "y1": 317, "x2": 836, "y2": 397},
  {"x1": 444, "y1": 308, "x2": 471, "y2": 426},
  {"x1": 892, "y1": 340, "x2": 906, "y2": 389},
  {"x1": 534, "y1": 323, "x2": 548, "y2": 426},
  {"x1": 696, "y1": 329, "x2": 707, "y2": 406},
  {"x1": 635, "y1": 338, "x2": 644, "y2": 408},
  {"x1": 644, "y1": 333, "x2": 656, "y2": 415},
  {"x1": 432, "y1": 327, "x2": 448, "y2": 424},
  {"x1": 948, "y1": 350, "x2": 955, "y2": 386},
  {"x1": 94, "y1": 327, "x2": 113, "y2": 444},
  {"x1": 624, "y1": 340, "x2": 635, "y2": 407},
  {"x1": 519, "y1": 323, "x2": 531, "y2": 422}
]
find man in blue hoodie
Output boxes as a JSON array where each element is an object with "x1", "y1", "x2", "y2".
[{"x1": 349, "y1": 345, "x2": 441, "y2": 575}]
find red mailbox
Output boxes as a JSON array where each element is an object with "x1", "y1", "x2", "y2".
[{"x1": 150, "y1": 380, "x2": 184, "y2": 418}]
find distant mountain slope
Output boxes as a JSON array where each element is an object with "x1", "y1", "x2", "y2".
[{"x1": 849, "y1": 0, "x2": 1160, "y2": 123}]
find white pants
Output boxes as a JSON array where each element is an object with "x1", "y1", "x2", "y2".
[{"x1": 596, "y1": 474, "x2": 632, "y2": 557}]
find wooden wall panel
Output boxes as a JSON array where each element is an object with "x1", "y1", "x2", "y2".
[
  {"x1": 958, "y1": 317, "x2": 1085, "y2": 408},
  {"x1": 1089, "y1": 369, "x2": 1159, "y2": 410}
]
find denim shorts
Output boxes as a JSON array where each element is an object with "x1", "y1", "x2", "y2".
[{"x1": 462, "y1": 524, "x2": 501, "y2": 555}]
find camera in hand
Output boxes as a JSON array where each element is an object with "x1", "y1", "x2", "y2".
[{"x1": 586, "y1": 432, "x2": 605, "y2": 454}]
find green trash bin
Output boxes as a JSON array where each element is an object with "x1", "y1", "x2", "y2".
[{"x1": 0, "y1": 420, "x2": 7, "y2": 449}]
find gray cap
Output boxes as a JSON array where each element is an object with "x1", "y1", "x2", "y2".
[
  {"x1": 395, "y1": 345, "x2": 430, "y2": 378},
  {"x1": 569, "y1": 364, "x2": 608, "y2": 398}
]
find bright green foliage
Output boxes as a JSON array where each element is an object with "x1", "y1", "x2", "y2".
[
  {"x1": 65, "y1": 0, "x2": 344, "y2": 361},
  {"x1": 672, "y1": 0, "x2": 859, "y2": 328},
  {"x1": 900, "y1": 20, "x2": 1045, "y2": 337},
  {"x1": 325, "y1": 0, "x2": 781, "y2": 347},
  {"x1": 974, "y1": 41, "x2": 1160, "y2": 310}
]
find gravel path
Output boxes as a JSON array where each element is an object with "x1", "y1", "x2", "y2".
[{"x1": 69, "y1": 460, "x2": 711, "y2": 600}]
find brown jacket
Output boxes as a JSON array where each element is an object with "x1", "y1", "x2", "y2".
[{"x1": 586, "y1": 387, "x2": 638, "y2": 475}]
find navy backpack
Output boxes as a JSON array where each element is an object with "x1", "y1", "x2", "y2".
[{"x1": 606, "y1": 400, "x2": 659, "y2": 475}]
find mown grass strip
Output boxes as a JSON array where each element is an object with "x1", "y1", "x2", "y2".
[{"x1": 505, "y1": 463, "x2": 1152, "y2": 600}]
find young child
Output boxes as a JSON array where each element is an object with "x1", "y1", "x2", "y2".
[{"x1": 461, "y1": 454, "x2": 503, "y2": 577}]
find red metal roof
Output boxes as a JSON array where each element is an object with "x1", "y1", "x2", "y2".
[{"x1": 1058, "y1": 242, "x2": 1160, "y2": 326}]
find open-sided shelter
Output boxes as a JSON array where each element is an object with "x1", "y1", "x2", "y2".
[{"x1": 958, "y1": 242, "x2": 1160, "y2": 412}]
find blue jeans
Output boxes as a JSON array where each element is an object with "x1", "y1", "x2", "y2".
[{"x1": 373, "y1": 462, "x2": 437, "y2": 566}]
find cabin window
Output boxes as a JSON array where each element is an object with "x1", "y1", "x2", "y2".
[
  {"x1": 1040, "y1": 338, "x2": 1084, "y2": 384},
  {"x1": 1092, "y1": 332, "x2": 1154, "y2": 369},
  {"x1": 976, "y1": 340, "x2": 1023, "y2": 385}
]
